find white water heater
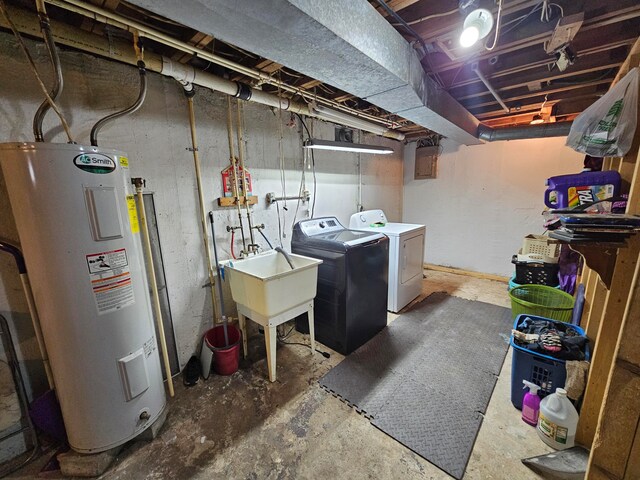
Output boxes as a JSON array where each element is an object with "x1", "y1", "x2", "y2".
[{"x1": 0, "y1": 143, "x2": 166, "y2": 453}]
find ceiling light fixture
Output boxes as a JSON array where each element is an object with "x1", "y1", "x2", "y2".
[
  {"x1": 460, "y1": 8, "x2": 494, "y2": 48},
  {"x1": 303, "y1": 139, "x2": 394, "y2": 155},
  {"x1": 530, "y1": 114, "x2": 545, "y2": 125},
  {"x1": 309, "y1": 104, "x2": 389, "y2": 136}
]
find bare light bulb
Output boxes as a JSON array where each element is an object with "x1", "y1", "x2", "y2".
[
  {"x1": 460, "y1": 26, "x2": 480, "y2": 47},
  {"x1": 460, "y1": 8, "x2": 494, "y2": 48}
]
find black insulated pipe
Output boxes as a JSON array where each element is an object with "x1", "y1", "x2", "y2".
[
  {"x1": 477, "y1": 121, "x2": 573, "y2": 142},
  {"x1": 0, "y1": 241, "x2": 27, "y2": 274},
  {"x1": 33, "y1": 13, "x2": 63, "y2": 142},
  {"x1": 90, "y1": 60, "x2": 148, "y2": 146}
]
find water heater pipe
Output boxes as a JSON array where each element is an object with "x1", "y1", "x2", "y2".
[
  {"x1": 131, "y1": 179, "x2": 174, "y2": 397},
  {"x1": 185, "y1": 91, "x2": 220, "y2": 325},
  {"x1": 90, "y1": 59, "x2": 148, "y2": 146},
  {"x1": 225, "y1": 97, "x2": 247, "y2": 255},
  {"x1": 0, "y1": 241, "x2": 55, "y2": 389},
  {"x1": 236, "y1": 101, "x2": 257, "y2": 252},
  {"x1": 32, "y1": 0, "x2": 63, "y2": 142}
]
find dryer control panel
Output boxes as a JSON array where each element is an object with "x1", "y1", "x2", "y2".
[{"x1": 350, "y1": 209, "x2": 388, "y2": 229}]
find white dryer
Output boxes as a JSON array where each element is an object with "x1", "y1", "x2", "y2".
[{"x1": 349, "y1": 209, "x2": 425, "y2": 313}]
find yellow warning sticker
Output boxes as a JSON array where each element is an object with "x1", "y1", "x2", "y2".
[
  {"x1": 126, "y1": 195, "x2": 140, "y2": 234},
  {"x1": 119, "y1": 156, "x2": 129, "y2": 168}
]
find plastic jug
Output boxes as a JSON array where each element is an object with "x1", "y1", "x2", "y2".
[
  {"x1": 544, "y1": 170, "x2": 621, "y2": 209},
  {"x1": 537, "y1": 388, "x2": 579, "y2": 450}
]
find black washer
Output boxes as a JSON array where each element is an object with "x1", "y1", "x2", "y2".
[{"x1": 292, "y1": 217, "x2": 388, "y2": 355}]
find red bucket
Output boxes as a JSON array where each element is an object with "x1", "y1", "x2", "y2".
[{"x1": 205, "y1": 325, "x2": 241, "y2": 375}]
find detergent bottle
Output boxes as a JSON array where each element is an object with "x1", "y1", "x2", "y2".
[
  {"x1": 537, "y1": 388, "x2": 579, "y2": 450},
  {"x1": 544, "y1": 170, "x2": 621, "y2": 209},
  {"x1": 522, "y1": 380, "x2": 541, "y2": 426}
]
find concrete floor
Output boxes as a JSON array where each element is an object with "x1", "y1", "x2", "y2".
[{"x1": 7, "y1": 270, "x2": 551, "y2": 479}]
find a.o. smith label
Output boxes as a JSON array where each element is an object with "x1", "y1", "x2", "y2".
[{"x1": 73, "y1": 153, "x2": 116, "y2": 174}]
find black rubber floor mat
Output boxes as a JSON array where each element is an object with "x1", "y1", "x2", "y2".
[{"x1": 318, "y1": 292, "x2": 512, "y2": 479}]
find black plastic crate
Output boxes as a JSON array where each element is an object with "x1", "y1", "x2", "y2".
[{"x1": 511, "y1": 255, "x2": 560, "y2": 286}]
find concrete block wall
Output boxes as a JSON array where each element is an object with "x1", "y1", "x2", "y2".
[{"x1": 0, "y1": 32, "x2": 403, "y2": 404}]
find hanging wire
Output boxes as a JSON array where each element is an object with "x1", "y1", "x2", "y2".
[
  {"x1": 295, "y1": 113, "x2": 316, "y2": 219},
  {"x1": 401, "y1": 8, "x2": 459, "y2": 26},
  {"x1": 0, "y1": 0, "x2": 74, "y2": 143},
  {"x1": 276, "y1": 72, "x2": 287, "y2": 245},
  {"x1": 485, "y1": 0, "x2": 504, "y2": 52},
  {"x1": 292, "y1": 116, "x2": 307, "y2": 233}
]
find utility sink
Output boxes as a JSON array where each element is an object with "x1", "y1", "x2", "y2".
[{"x1": 224, "y1": 250, "x2": 322, "y2": 318}]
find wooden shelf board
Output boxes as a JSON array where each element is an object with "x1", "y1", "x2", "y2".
[
  {"x1": 566, "y1": 243, "x2": 621, "y2": 289},
  {"x1": 218, "y1": 196, "x2": 258, "y2": 207}
]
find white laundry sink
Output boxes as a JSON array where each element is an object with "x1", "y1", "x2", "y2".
[{"x1": 224, "y1": 250, "x2": 322, "y2": 318}]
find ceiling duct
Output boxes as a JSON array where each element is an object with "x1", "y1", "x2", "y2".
[
  {"x1": 477, "y1": 121, "x2": 573, "y2": 142},
  {"x1": 126, "y1": 0, "x2": 482, "y2": 145}
]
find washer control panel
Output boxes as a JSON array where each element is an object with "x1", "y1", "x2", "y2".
[{"x1": 298, "y1": 217, "x2": 343, "y2": 237}]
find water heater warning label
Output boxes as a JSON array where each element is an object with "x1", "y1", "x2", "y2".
[{"x1": 86, "y1": 249, "x2": 135, "y2": 315}]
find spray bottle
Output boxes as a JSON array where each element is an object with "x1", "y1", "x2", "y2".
[{"x1": 522, "y1": 380, "x2": 541, "y2": 426}]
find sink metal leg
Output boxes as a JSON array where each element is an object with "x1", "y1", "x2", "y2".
[
  {"x1": 238, "y1": 313, "x2": 248, "y2": 358},
  {"x1": 308, "y1": 303, "x2": 315, "y2": 356},
  {"x1": 265, "y1": 325, "x2": 277, "y2": 382}
]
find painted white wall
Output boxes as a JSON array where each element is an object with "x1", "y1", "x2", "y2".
[
  {"x1": 403, "y1": 137, "x2": 584, "y2": 277},
  {"x1": 0, "y1": 32, "x2": 403, "y2": 401}
]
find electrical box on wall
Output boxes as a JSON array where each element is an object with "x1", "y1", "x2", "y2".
[{"x1": 415, "y1": 146, "x2": 439, "y2": 179}]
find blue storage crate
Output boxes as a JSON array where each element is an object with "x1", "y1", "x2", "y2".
[{"x1": 510, "y1": 314, "x2": 589, "y2": 410}]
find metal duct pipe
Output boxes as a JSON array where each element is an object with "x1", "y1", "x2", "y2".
[
  {"x1": 471, "y1": 63, "x2": 510, "y2": 114},
  {"x1": 477, "y1": 121, "x2": 573, "y2": 142},
  {"x1": 124, "y1": 0, "x2": 481, "y2": 144},
  {"x1": 3, "y1": 4, "x2": 406, "y2": 141},
  {"x1": 43, "y1": 0, "x2": 403, "y2": 133}
]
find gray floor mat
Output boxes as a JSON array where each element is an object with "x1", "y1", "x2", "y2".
[
  {"x1": 372, "y1": 378, "x2": 484, "y2": 480},
  {"x1": 318, "y1": 292, "x2": 512, "y2": 479}
]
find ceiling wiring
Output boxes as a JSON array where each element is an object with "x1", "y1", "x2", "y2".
[
  {"x1": 373, "y1": 0, "x2": 446, "y2": 89},
  {"x1": 401, "y1": 8, "x2": 459, "y2": 27},
  {"x1": 295, "y1": 113, "x2": 317, "y2": 220},
  {"x1": 484, "y1": 0, "x2": 503, "y2": 51}
]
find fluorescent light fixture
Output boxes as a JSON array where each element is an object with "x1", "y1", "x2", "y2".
[
  {"x1": 303, "y1": 139, "x2": 394, "y2": 155},
  {"x1": 309, "y1": 104, "x2": 387, "y2": 136},
  {"x1": 460, "y1": 8, "x2": 493, "y2": 48}
]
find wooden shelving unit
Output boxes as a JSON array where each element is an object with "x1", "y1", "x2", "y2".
[{"x1": 572, "y1": 37, "x2": 640, "y2": 479}]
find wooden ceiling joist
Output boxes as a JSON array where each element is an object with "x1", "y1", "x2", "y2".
[{"x1": 171, "y1": 31, "x2": 214, "y2": 62}]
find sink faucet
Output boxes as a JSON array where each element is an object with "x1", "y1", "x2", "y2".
[{"x1": 274, "y1": 246, "x2": 295, "y2": 270}]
